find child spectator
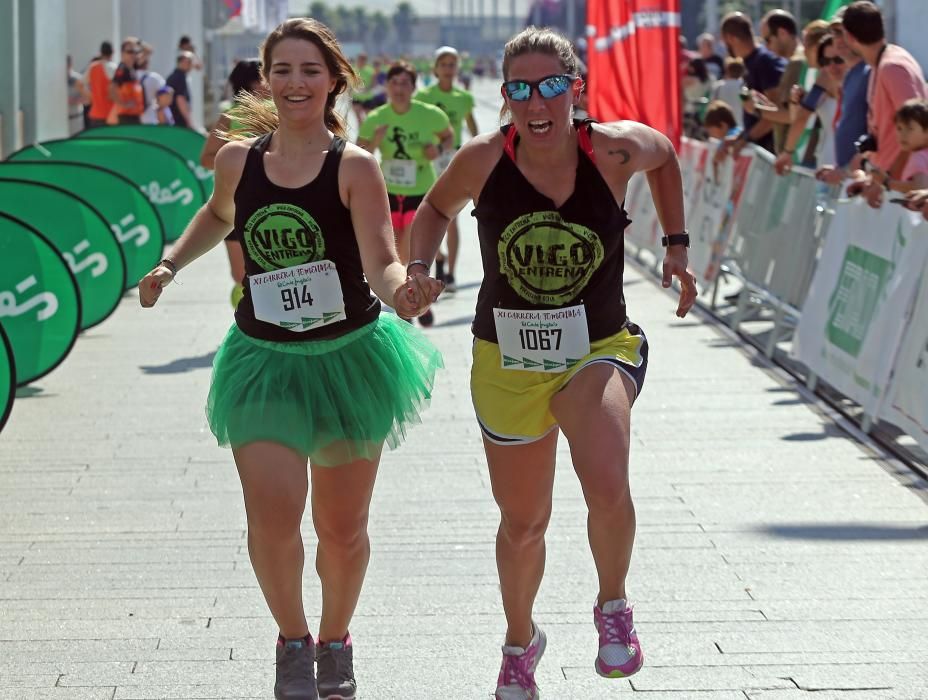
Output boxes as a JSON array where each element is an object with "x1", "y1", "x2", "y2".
[
  {"x1": 704, "y1": 100, "x2": 742, "y2": 140},
  {"x1": 155, "y1": 86, "x2": 175, "y2": 125},
  {"x1": 710, "y1": 58, "x2": 745, "y2": 127}
]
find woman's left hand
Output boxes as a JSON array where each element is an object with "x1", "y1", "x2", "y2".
[{"x1": 393, "y1": 273, "x2": 445, "y2": 319}]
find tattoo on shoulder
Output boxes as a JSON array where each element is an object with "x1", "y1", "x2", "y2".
[{"x1": 608, "y1": 148, "x2": 631, "y2": 164}]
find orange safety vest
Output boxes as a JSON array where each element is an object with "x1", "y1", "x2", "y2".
[{"x1": 87, "y1": 61, "x2": 114, "y2": 120}]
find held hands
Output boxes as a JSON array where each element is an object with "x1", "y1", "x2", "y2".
[
  {"x1": 392, "y1": 272, "x2": 445, "y2": 319},
  {"x1": 662, "y1": 247, "x2": 698, "y2": 318},
  {"x1": 138, "y1": 265, "x2": 175, "y2": 308}
]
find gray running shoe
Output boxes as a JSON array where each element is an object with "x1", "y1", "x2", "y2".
[
  {"x1": 275, "y1": 635, "x2": 317, "y2": 700},
  {"x1": 316, "y1": 635, "x2": 357, "y2": 700}
]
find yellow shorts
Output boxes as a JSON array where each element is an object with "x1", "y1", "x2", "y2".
[{"x1": 471, "y1": 322, "x2": 648, "y2": 445}]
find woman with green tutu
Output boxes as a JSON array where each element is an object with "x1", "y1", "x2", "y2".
[{"x1": 138, "y1": 18, "x2": 444, "y2": 700}]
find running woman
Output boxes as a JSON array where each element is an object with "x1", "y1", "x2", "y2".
[
  {"x1": 415, "y1": 45, "x2": 479, "y2": 293},
  {"x1": 200, "y1": 58, "x2": 271, "y2": 308},
  {"x1": 139, "y1": 19, "x2": 444, "y2": 700},
  {"x1": 357, "y1": 61, "x2": 453, "y2": 326},
  {"x1": 408, "y1": 27, "x2": 697, "y2": 698}
]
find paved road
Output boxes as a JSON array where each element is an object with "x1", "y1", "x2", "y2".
[{"x1": 1, "y1": 79, "x2": 927, "y2": 699}]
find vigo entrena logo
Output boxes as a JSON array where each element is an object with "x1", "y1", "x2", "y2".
[
  {"x1": 498, "y1": 211, "x2": 604, "y2": 305},
  {"x1": 244, "y1": 203, "x2": 325, "y2": 272}
]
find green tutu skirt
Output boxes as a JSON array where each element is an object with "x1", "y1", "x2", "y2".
[{"x1": 206, "y1": 313, "x2": 443, "y2": 466}]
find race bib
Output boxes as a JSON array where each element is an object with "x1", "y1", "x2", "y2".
[
  {"x1": 383, "y1": 159, "x2": 417, "y2": 187},
  {"x1": 249, "y1": 259, "x2": 346, "y2": 332},
  {"x1": 433, "y1": 149, "x2": 454, "y2": 174},
  {"x1": 493, "y1": 305, "x2": 590, "y2": 373}
]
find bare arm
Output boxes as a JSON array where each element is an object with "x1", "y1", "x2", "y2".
[
  {"x1": 598, "y1": 121, "x2": 696, "y2": 316},
  {"x1": 176, "y1": 95, "x2": 192, "y2": 127},
  {"x1": 409, "y1": 133, "x2": 499, "y2": 271},
  {"x1": 200, "y1": 114, "x2": 231, "y2": 169},
  {"x1": 465, "y1": 112, "x2": 479, "y2": 139},
  {"x1": 340, "y1": 146, "x2": 442, "y2": 316},
  {"x1": 139, "y1": 140, "x2": 246, "y2": 306}
]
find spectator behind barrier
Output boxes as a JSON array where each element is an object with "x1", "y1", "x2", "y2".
[
  {"x1": 710, "y1": 58, "x2": 745, "y2": 127},
  {"x1": 775, "y1": 34, "x2": 847, "y2": 176},
  {"x1": 816, "y1": 8, "x2": 870, "y2": 184},
  {"x1": 756, "y1": 9, "x2": 804, "y2": 154},
  {"x1": 842, "y1": 0, "x2": 928, "y2": 208},
  {"x1": 698, "y1": 32, "x2": 725, "y2": 81},
  {"x1": 862, "y1": 99, "x2": 928, "y2": 205},
  {"x1": 720, "y1": 12, "x2": 786, "y2": 155}
]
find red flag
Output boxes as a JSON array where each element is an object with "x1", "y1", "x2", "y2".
[{"x1": 586, "y1": 0, "x2": 682, "y2": 149}]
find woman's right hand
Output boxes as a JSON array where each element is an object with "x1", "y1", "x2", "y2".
[{"x1": 138, "y1": 265, "x2": 175, "y2": 308}]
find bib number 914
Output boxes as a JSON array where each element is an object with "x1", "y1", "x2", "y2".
[{"x1": 281, "y1": 285, "x2": 314, "y2": 311}]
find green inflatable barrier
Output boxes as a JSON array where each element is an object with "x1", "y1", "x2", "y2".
[
  {"x1": 0, "y1": 179, "x2": 125, "y2": 330},
  {"x1": 0, "y1": 161, "x2": 165, "y2": 288},
  {"x1": 7, "y1": 138, "x2": 204, "y2": 243},
  {"x1": 76, "y1": 125, "x2": 213, "y2": 192},
  {"x1": 0, "y1": 213, "x2": 81, "y2": 385},
  {"x1": 0, "y1": 322, "x2": 14, "y2": 433}
]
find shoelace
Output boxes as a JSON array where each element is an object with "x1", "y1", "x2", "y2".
[
  {"x1": 279, "y1": 644, "x2": 313, "y2": 685},
  {"x1": 595, "y1": 606, "x2": 634, "y2": 646},
  {"x1": 500, "y1": 646, "x2": 538, "y2": 689},
  {"x1": 319, "y1": 646, "x2": 353, "y2": 683}
]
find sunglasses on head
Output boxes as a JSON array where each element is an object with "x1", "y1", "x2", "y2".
[
  {"x1": 820, "y1": 56, "x2": 845, "y2": 67},
  {"x1": 502, "y1": 74, "x2": 575, "y2": 101}
]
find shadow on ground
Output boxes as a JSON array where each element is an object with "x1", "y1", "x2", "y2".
[
  {"x1": 140, "y1": 352, "x2": 216, "y2": 374},
  {"x1": 758, "y1": 523, "x2": 928, "y2": 541}
]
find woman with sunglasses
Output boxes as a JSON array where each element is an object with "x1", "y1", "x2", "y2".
[{"x1": 409, "y1": 26, "x2": 697, "y2": 699}]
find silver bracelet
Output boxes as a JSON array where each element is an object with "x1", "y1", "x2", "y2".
[{"x1": 406, "y1": 259, "x2": 431, "y2": 274}]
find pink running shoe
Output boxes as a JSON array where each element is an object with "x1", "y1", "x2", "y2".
[
  {"x1": 495, "y1": 624, "x2": 547, "y2": 700},
  {"x1": 594, "y1": 599, "x2": 644, "y2": 678}
]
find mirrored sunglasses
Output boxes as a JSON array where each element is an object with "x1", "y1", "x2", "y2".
[{"x1": 502, "y1": 74, "x2": 575, "y2": 101}]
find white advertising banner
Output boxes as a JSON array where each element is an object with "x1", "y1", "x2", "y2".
[
  {"x1": 792, "y1": 200, "x2": 928, "y2": 415},
  {"x1": 879, "y1": 231, "x2": 928, "y2": 451}
]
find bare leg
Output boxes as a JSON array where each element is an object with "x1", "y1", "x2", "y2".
[
  {"x1": 484, "y1": 430, "x2": 558, "y2": 647},
  {"x1": 551, "y1": 364, "x2": 637, "y2": 605},
  {"x1": 311, "y1": 451, "x2": 381, "y2": 642},
  {"x1": 234, "y1": 441, "x2": 310, "y2": 639}
]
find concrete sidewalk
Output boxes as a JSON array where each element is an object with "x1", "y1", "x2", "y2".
[{"x1": 2, "y1": 81, "x2": 927, "y2": 699}]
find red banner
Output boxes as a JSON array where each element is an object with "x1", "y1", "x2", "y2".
[{"x1": 586, "y1": 1, "x2": 682, "y2": 148}]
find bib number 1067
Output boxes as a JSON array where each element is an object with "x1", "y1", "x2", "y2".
[
  {"x1": 519, "y1": 328, "x2": 562, "y2": 351},
  {"x1": 281, "y1": 285, "x2": 314, "y2": 311}
]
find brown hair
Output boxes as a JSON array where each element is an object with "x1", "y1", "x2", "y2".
[
  {"x1": 895, "y1": 98, "x2": 928, "y2": 129},
  {"x1": 802, "y1": 20, "x2": 830, "y2": 50},
  {"x1": 386, "y1": 61, "x2": 417, "y2": 87},
  {"x1": 499, "y1": 26, "x2": 580, "y2": 121},
  {"x1": 703, "y1": 100, "x2": 737, "y2": 130},
  {"x1": 223, "y1": 18, "x2": 358, "y2": 140},
  {"x1": 720, "y1": 13, "x2": 754, "y2": 43},
  {"x1": 723, "y1": 57, "x2": 745, "y2": 79},
  {"x1": 843, "y1": 1, "x2": 884, "y2": 45}
]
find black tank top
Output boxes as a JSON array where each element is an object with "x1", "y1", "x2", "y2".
[
  {"x1": 471, "y1": 121, "x2": 632, "y2": 343},
  {"x1": 233, "y1": 132, "x2": 381, "y2": 341}
]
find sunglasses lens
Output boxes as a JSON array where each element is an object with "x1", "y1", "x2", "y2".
[
  {"x1": 538, "y1": 75, "x2": 570, "y2": 99},
  {"x1": 505, "y1": 81, "x2": 531, "y2": 101}
]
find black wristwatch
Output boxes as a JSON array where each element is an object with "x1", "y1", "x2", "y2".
[{"x1": 661, "y1": 233, "x2": 690, "y2": 248}]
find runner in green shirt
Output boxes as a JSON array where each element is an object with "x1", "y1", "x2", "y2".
[
  {"x1": 415, "y1": 46, "x2": 479, "y2": 293},
  {"x1": 351, "y1": 53, "x2": 376, "y2": 124},
  {"x1": 358, "y1": 61, "x2": 452, "y2": 326}
]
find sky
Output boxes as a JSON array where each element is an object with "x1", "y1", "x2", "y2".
[{"x1": 290, "y1": 0, "x2": 535, "y2": 18}]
